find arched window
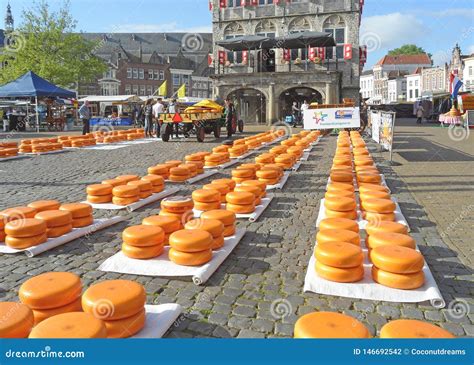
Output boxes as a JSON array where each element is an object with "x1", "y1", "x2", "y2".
[
  {"x1": 323, "y1": 15, "x2": 346, "y2": 60},
  {"x1": 223, "y1": 23, "x2": 245, "y2": 64},
  {"x1": 255, "y1": 19, "x2": 276, "y2": 37},
  {"x1": 288, "y1": 17, "x2": 311, "y2": 61}
]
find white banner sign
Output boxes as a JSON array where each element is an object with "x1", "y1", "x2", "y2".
[
  {"x1": 370, "y1": 110, "x2": 381, "y2": 143},
  {"x1": 303, "y1": 107, "x2": 361, "y2": 130}
]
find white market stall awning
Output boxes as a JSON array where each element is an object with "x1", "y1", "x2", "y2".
[{"x1": 78, "y1": 95, "x2": 142, "y2": 103}]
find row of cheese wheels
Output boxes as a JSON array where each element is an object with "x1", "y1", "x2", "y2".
[
  {"x1": 293, "y1": 311, "x2": 454, "y2": 338},
  {"x1": 0, "y1": 141, "x2": 20, "y2": 157},
  {"x1": 0, "y1": 273, "x2": 147, "y2": 338},
  {"x1": 0, "y1": 202, "x2": 94, "y2": 249}
]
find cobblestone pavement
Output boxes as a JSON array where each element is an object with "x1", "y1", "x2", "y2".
[{"x1": 0, "y1": 126, "x2": 472, "y2": 338}]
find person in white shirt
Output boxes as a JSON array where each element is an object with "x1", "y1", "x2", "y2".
[{"x1": 152, "y1": 98, "x2": 165, "y2": 136}]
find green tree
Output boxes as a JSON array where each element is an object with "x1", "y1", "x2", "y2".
[
  {"x1": 0, "y1": 0, "x2": 106, "y2": 90},
  {"x1": 388, "y1": 44, "x2": 433, "y2": 65}
]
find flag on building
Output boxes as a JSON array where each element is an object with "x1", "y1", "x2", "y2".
[
  {"x1": 158, "y1": 81, "x2": 167, "y2": 96},
  {"x1": 177, "y1": 84, "x2": 186, "y2": 98},
  {"x1": 451, "y1": 75, "x2": 463, "y2": 99}
]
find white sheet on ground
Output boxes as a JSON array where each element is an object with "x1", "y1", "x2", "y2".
[
  {"x1": 266, "y1": 171, "x2": 291, "y2": 190},
  {"x1": 132, "y1": 304, "x2": 183, "y2": 338}
]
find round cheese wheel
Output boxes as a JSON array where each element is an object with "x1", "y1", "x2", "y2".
[
  {"x1": 363, "y1": 211, "x2": 396, "y2": 223},
  {"x1": 319, "y1": 218, "x2": 359, "y2": 233},
  {"x1": 161, "y1": 196, "x2": 194, "y2": 213},
  {"x1": 241, "y1": 180, "x2": 267, "y2": 195},
  {"x1": 32, "y1": 297, "x2": 82, "y2": 325},
  {"x1": 142, "y1": 174, "x2": 165, "y2": 187},
  {"x1": 256, "y1": 169, "x2": 280, "y2": 180},
  {"x1": 122, "y1": 242, "x2": 164, "y2": 259},
  {"x1": 353, "y1": 148, "x2": 369, "y2": 156},
  {"x1": 169, "y1": 174, "x2": 189, "y2": 182},
  {"x1": 357, "y1": 173, "x2": 381, "y2": 184},
  {"x1": 82, "y1": 280, "x2": 145, "y2": 321},
  {"x1": 324, "y1": 190, "x2": 354, "y2": 200},
  {"x1": 192, "y1": 189, "x2": 221, "y2": 203},
  {"x1": 203, "y1": 183, "x2": 230, "y2": 196},
  {"x1": 372, "y1": 266, "x2": 424, "y2": 289},
  {"x1": 226, "y1": 191, "x2": 255, "y2": 205},
  {"x1": 101, "y1": 179, "x2": 124, "y2": 187},
  {"x1": 260, "y1": 164, "x2": 284, "y2": 174},
  {"x1": 151, "y1": 185, "x2": 164, "y2": 194},
  {"x1": 294, "y1": 311, "x2": 370, "y2": 338},
  {"x1": 142, "y1": 215, "x2": 181, "y2": 233},
  {"x1": 330, "y1": 171, "x2": 353, "y2": 183},
  {"x1": 168, "y1": 248, "x2": 212, "y2": 266},
  {"x1": 5, "y1": 218, "x2": 46, "y2": 237},
  {"x1": 359, "y1": 190, "x2": 391, "y2": 201},
  {"x1": 19, "y1": 272, "x2": 82, "y2": 309},
  {"x1": 316, "y1": 261, "x2": 364, "y2": 282},
  {"x1": 354, "y1": 159, "x2": 374, "y2": 167},
  {"x1": 0, "y1": 231, "x2": 5, "y2": 242},
  {"x1": 201, "y1": 209, "x2": 236, "y2": 226},
  {"x1": 5, "y1": 233, "x2": 48, "y2": 249},
  {"x1": 72, "y1": 215, "x2": 93, "y2": 228},
  {"x1": 59, "y1": 203, "x2": 93, "y2": 218},
  {"x1": 366, "y1": 221, "x2": 408, "y2": 236},
  {"x1": 380, "y1": 319, "x2": 455, "y2": 338},
  {"x1": 87, "y1": 194, "x2": 113, "y2": 204},
  {"x1": 204, "y1": 154, "x2": 223, "y2": 163},
  {"x1": 35, "y1": 210, "x2": 73, "y2": 228},
  {"x1": 87, "y1": 184, "x2": 113, "y2": 196},
  {"x1": 29, "y1": 312, "x2": 106, "y2": 338},
  {"x1": 103, "y1": 308, "x2": 146, "y2": 338},
  {"x1": 122, "y1": 225, "x2": 165, "y2": 247},
  {"x1": 185, "y1": 218, "x2": 224, "y2": 238},
  {"x1": 169, "y1": 167, "x2": 190, "y2": 177},
  {"x1": 358, "y1": 183, "x2": 388, "y2": 193},
  {"x1": 366, "y1": 232, "x2": 415, "y2": 250},
  {"x1": 315, "y1": 242, "x2": 363, "y2": 268},
  {"x1": 360, "y1": 198, "x2": 396, "y2": 214},
  {"x1": 226, "y1": 202, "x2": 255, "y2": 214},
  {"x1": 148, "y1": 164, "x2": 169, "y2": 175},
  {"x1": 232, "y1": 169, "x2": 255, "y2": 179},
  {"x1": 1, "y1": 206, "x2": 37, "y2": 222},
  {"x1": 112, "y1": 196, "x2": 139, "y2": 206},
  {"x1": 112, "y1": 185, "x2": 140, "y2": 198},
  {"x1": 128, "y1": 180, "x2": 153, "y2": 192},
  {"x1": 46, "y1": 223, "x2": 73, "y2": 238},
  {"x1": 165, "y1": 160, "x2": 183, "y2": 168},
  {"x1": 212, "y1": 235, "x2": 225, "y2": 250},
  {"x1": 316, "y1": 229, "x2": 360, "y2": 246},
  {"x1": 158, "y1": 209, "x2": 187, "y2": 224},
  {"x1": 185, "y1": 154, "x2": 202, "y2": 162},
  {"x1": 370, "y1": 246, "x2": 424, "y2": 274},
  {"x1": 0, "y1": 302, "x2": 34, "y2": 338},
  {"x1": 169, "y1": 229, "x2": 213, "y2": 252},
  {"x1": 179, "y1": 163, "x2": 197, "y2": 176},
  {"x1": 193, "y1": 201, "x2": 222, "y2": 212},
  {"x1": 116, "y1": 175, "x2": 139, "y2": 183},
  {"x1": 326, "y1": 182, "x2": 355, "y2": 192},
  {"x1": 212, "y1": 178, "x2": 236, "y2": 191},
  {"x1": 139, "y1": 190, "x2": 153, "y2": 199},
  {"x1": 256, "y1": 177, "x2": 279, "y2": 185},
  {"x1": 223, "y1": 224, "x2": 236, "y2": 237},
  {"x1": 234, "y1": 185, "x2": 261, "y2": 203},
  {"x1": 27, "y1": 200, "x2": 61, "y2": 212},
  {"x1": 324, "y1": 197, "x2": 356, "y2": 212},
  {"x1": 204, "y1": 161, "x2": 222, "y2": 167},
  {"x1": 325, "y1": 209, "x2": 358, "y2": 220}
]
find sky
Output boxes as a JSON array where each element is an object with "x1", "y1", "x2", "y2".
[{"x1": 2, "y1": 0, "x2": 473, "y2": 69}]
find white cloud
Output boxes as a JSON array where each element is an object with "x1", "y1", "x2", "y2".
[
  {"x1": 468, "y1": 45, "x2": 474, "y2": 55},
  {"x1": 110, "y1": 22, "x2": 212, "y2": 33},
  {"x1": 431, "y1": 49, "x2": 451, "y2": 67},
  {"x1": 425, "y1": 8, "x2": 474, "y2": 19}
]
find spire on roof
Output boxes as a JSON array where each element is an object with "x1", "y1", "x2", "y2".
[{"x1": 5, "y1": 2, "x2": 14, "y2": 32}]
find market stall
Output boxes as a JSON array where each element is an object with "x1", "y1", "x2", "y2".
[{"x1": 78, "y1": 95, "x2": 142, "y2": 127}]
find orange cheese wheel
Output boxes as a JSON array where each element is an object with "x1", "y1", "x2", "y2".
[
  {"x1": 363, "y1": 211, "x2": 396, "y2": 223},
  {"x1": 0, "y1": 302, "x2": 34, "y2": 338},
  {"x1": 32, "y1": 297, "x2": 82, "y2": 325},
  {"x1": 161, "y1": 196, "x2": 194, "y2": 213},
  {"x1": 151, "y1": 185, "x2": 164, "y2": 194},
  {"x1": 353, "y1": 148, "x2": 369, "y2": 156},
  {"x1": 326, "y1": 182, "x2": 355, "y2": 192},
  {"x1": 5, "y1": 233, "x2": 48, "y2": 249},
  {"x1": 370, "y1": 246, "x2": 424, "y2": 274},
  {"x1": 354, "y1": 159, "x2": 374, "y2": 167},
  {"x1": 178, "y1": 163, "x2": 197, "y2": 176},
  {"x1": 330, "y1": 171, "x2": 353, "y2": 183},
  {"x1": 35, "y1": 210, "x2": 73, "y2": 228},
  {"x1": 169, "y1": 167, "x2": 190, "y2": 177},
  {"x1": 358, "y1": 183, "x2": 388, "y2": 193},
  {"x1": 201, "y1": 209, "x2": 236, "y2": 226},
  {"x1": 169, "y1": 229, "x2": 213, "y2": 252},
  {"x1": 29, "y1": 312, "x2": 107, "y2": 338},
  {"x1": 72, "y1": 215, "x2": 94, "y2": 228},
  {"x1": 366, "y1": 221, "x2": 408, "y2": 236},
  {"x1": 324, "y1": 197, "x2": 356, "y2": 212},
  {"x1": 46, "y1": 223, "x2": 73, "y2": 238},
  {"x1": 185, "y1": 154, "x2": 203, "y2": 162},
  {"x1": 315, "y1": 242, "x2": 363, "y2": 268},
  {"x1": 316, "y1": 261, "x2": 364, "y2": 283},
  {"x1": 116, "y1": 175, "x2": 139, "y2": 183},
  {"x1": 185, "y1": 218, "x2": 224, "y2": 238},
  {"x1": 203, "y1": 183, "x2": 230, "y2": 196},
  {"x1": 223, "y1": 224, "x2": 236, "y2": 237},
  {"x1": 122, "y1": 225, "x2": 165, "y2": 247},
  {"x1": 212, "y1": 235, "x2": 225, "y2": 250},
  {"x1": 241, "y1": 180, "x2": 267, "y2": 195},
  {"x1": 87, "y1": 184, "x2": 113, "y2": 196},
  {"x1": 104, "y1": 308, "x2": 146, "y2": 338},
  {"x1": 112, "y1": 196, "x2": 139, "y2": 206},
  {"x1": 19, "y1": 272, "x2": 82, "y2": 309},
  {"x1": 366, "y1": 232, "x2": 415, "y2": 250},
  {"x1": 142, "y1": 174, "x2": 165, "y2": 187},
  {"x1": 357, "y1": 173, "x2": 381, "y2": 184},
  {"x1": 324, "y1": 190, "x2": 354, "y2": 200},
  {"x1": 165, "y1": 160, "x2": 183, "y2": 168},
  {"x1": 0, "y1": 231, "x2": 5, "y2": 242},
  {"x1": 294, "y1": 311, "x2": 370, "y2": 338},
  {"x1": 212, "y1": 178, "x2": 236, "y2": 191},
  {"x1": 380, "y1": 320, "x2": 455, "y2": 338},
  {"x1": 260, "y1": 164, "x2": 284, "y2": 174},
  {"x1": 128, "y1": 180, "x2": 153, "y2": 192},
  {"x1": 256, "y1": 169, "x2": 280, "y2": 180},
  {"x1": 158, "y1": 209, "x2": 188, "y2": 225},
  {"x1": 205, "y1": 154, "x2": 223, "y2": 163},
  {"x1": 319, "y1": 218, "x2": 359, "y2": 233},
  {"x1": 226, "y1": 191, "x2": 255, "y2": 205},
  {"x1": 148, "y1": 164, "x2": 169, "y2": 175},
  {"x1": 372, "y1": 266, "x2": 424, "y2": 289},
  {"x1": 168, "y1": 248, "x2": 212, "y2": 266},
  {"x1": 360, "y1": 198, "x2": 395, "y2": 214},
  {"x1": 226, "y1": 202, "x2": 255, "y2": 214},
  {"x1": 1, "y1": 206, "x2": 37, "y2": 222},
  {"x1": 186, "y1": 161, "x2": 204, "y2": 173},
  {"x1": 142, "y1": 215, "x2": 181, "y2": 233},
  {"x1": 112, "y1": 185, "x2": 140, "y2": 198},
  {"x1": 87, "y1": 194, "x2": 113, "y2": 204},
  {"x1": 325, "y1": 209, "x2": 358, "y2": 220},
  {"x1": 169, "y1": 174, "x2": 189, "y2": 182},
  {"x1": 122, "y1": 242, "x2": 164, "y2": 259},
  {"x1": 232, "y1": 169, "x2": 255, "y2": 179},
  {"x1": 316, "y1": 229, "x2": 360, "y2": 246},
  {"x1": 234, "y1": 185, "x2": 262, "y2": 203},
  {"x1": 82, "y1": 279, "x2": 145, "y2": 321},
  {"x1": 59, "y1": 203, "x2": 93, "y2": 218},
  {"x1": 360, "y1": 190, "x2": 391, "y2": 201},
  {"x1": 192, "y1": 189, "x2": 221, "y2": 203},
  {"x1": 101, "y1": 179, "x2": 125, "y2": 187},
  {"x1": 204, "y1": 161, "x2": 222, "y2": 167},
  {"x1": 139, "y1": 190, "x2": 153, "y2": 199},
  {"x1": 5, "y1": 218, "x2": 46, "y2": 237},
  {"x1": 193, "y1": 201, "x2": 222, "y2": 212},
  {"x1": 27, "y1": 200, "x2": 61, "y2": 213}
]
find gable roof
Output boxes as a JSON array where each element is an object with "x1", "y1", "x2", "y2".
[{"x1": 376, "y1": 54, "x2": 431, "y2": 66}]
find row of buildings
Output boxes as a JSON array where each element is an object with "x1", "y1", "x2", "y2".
[{"x1": 360, "y1": 44, "x2": 474, "y2": 104}]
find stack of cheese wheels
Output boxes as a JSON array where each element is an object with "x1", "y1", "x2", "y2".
[
  {"x1": 178, "y1": 163, "x2": 197, "y2": 178},
  {"x1": 228, "y1": 143, "x2": 248, "y2": 158},
  {"x1": 325, "y1": 182, "x2": 355, "y2": 200},
  {"x1": 142, "y1": 215, "x2": 181, "y2": 245},
  {"x1": 192, "y1": 189, "x2": 221, "y2": 212},
  {"x1": 319, "y1": 217, "x2": 359, "y2": 234},
  {"x1": 294, "y1": 311, "x2": 370, "y2": 338},
  {"x1": 245, "y1": 138, "x2": 260, "y2": 150},
  {"x1": 366, "y1": 231, "x2": 416, "y2": 251},
  {"x1": 4, "y1": 218, "x2": 47, "y2": 249},
  {"x1": 241, "y1": 180, "x2": 267, "y2": 199},
  {"x1": 27, "y1": 200, "x2": 61, "y2": 212},
  {"x1": 231, "y1": 168, "x2": 256, "y2": 184},
  {"x1": 204, "y1": 153, "x2": 225, "y2": 167},
  {"x1": 59, "y1": 203, "x2": 93, "y2": 228},
  {"x1": 19, "y1": 272, "x2": 83, "y2": 325},
  {"x1": 102, "y1": 178, "x2": 126, "y2": 187},
  {"x1": 239, "y1": 163, "x2": 261, "y2": 173},
  {"x1": 1, "y1": 206, "x2": 37, "y2": 222},
  {"x1": 274, "y1": 153, "x2": 296, "y2": 170},
  {"x1": 86, "y1": 183, "x2": 113, "y2": 204},
  {"x1": 185, "y1": 152, "x2": 208, "y2": 173},
  {"x1": 186, "y1": 160, "x2": 204, "y2": 175},
  {"x1": 167, "y1": 166, "x2": 189, "y2": 182},
  {"x1": 213, "y1": 145, "x2": 229, "y2": 153},
  {"x1": 234, "y1": 184, "x2": 262, "y2": 206},
  {"x1": 148, "y1": 164, "x2": 170, "y2": 180},
  {"x1": 203, "y1": 183, "x2": 230, "y2": 203},
  {"x1": 365, "y1": 220, "x2": 408, "y2": 247},
  {"x1": 286, "y1": 146, "x2": 304, "y2": 160},
  {"x1": 256, "y1": 165, "x2": 282, "y2": 185},
  {"x1": 225, "y1": 191, "x2": 256, "y2": 214},
  {"x1": 269, "y1": 145, "x2": 287, "y2": 155},
  {"x1": 168, "y1": 229, "x2": 213, "y2": 266},
  {"x1": 116, "y1": 175, "x2": 139, "y2": 183},
  {"x1": 112, "y1": 185, "x2": 140, "y2": 206},
  {"x1": 128, "y1": 180, "x2": 153, "y2": 199},
  {"x1": 212, "y1": 178, "x2": 236, "y2": 193},
  {"x1": 19, "y1": 140, "x2": 33, "y2": 153},
  {"x1": 0, "y1": 302, "x2": 34, "y2": 337},
  {"x1": 324, "y1": 196, "x2": 357, "y2": 220},
  {"x1": 122, "y1": 225, "x2": 165, "y2": 259},
  {"x1": 29, "y1": 312, "x2": 106, "y2": 338},
  {"x1": 255, "y1": 153, "x2": 275, "y2": 165},
  {"x1": 82, "y1": 279, "x2": 146, "y2": 338},
  {"x1": 185, "y1": 218, "x2": 225, "y2": 250},
  {"x1": 360, "y1": 198, "x2": 396, "y2": 223},
  {"x1": 141, "y1": 174, "x2": 165, "y2": 194},
  {"x1": 159, "y1": 196, "x2": 194, "y2": 226},
  {"x1": 201, "y1": 209, "x2": 237, "y2": 238},
  {"x1": 35, "y1": 210, "x2": 73, "y2": 238},
  {"x1": 380, "y1": 319, "x2": 455, "y2": 338}
]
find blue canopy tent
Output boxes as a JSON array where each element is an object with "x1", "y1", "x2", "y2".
[{"x1": 0, "y1": 71, "x2": 76, "y2": 132}]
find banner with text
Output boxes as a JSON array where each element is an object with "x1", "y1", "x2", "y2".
[{"x1": 304, "y1": 107, "x2": 361, "y2": 130}]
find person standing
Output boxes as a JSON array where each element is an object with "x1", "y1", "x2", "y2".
[
  {"x1": 79, "y1": 101, "x2": 91, "y2": 135},
  {"x1": 225, "y1": 99, "x2": 234, "y2": 138},
  {"x1": 300, "y1": 100, "x2": 309, "y2": 126},
  {"x1": 153, "y1": 98, "x2": 165, "y2": 137},
  {"x1": 143, "y1": 99, "x2": 154, "y2": 138},
  {"x1": 167, "y1": 99, "x2": 180, "y2": 138},
  {"x1": 291, "y1": 102, "x2": 300, "y2": 127},
  {"x1": 416, "y1": 104, "x2": 424, "y2": 124}
]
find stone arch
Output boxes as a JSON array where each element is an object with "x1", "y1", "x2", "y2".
[
  {"x1": 288, "y1": 17, "x2": 312, "y2": 32},
  {"x1": 254, "y1": 19, "x2": 277, "y2": 34},
  {"x1": 277, "y1": 86, "x2": 325, "y2": 120},
  {"x1": 226, "y1": 87, "x2": 268, "y2": 124},
  {"x1": 322, "y1": 14, "x2": 346, "y2": 29},
  {"x1": 224, "y1": 22, "x2": 244, "y2": 37}
]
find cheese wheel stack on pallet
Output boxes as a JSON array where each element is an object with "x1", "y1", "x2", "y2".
[
  {"x1": 185, "y1": 218, "x2": 225, "y2": 250},
  {"x1": 122, "y1": 225, "x2": 165, "y2": 259},
  {"x1": 225, "y1": 191, "x2": 256, "y2": 214},
  {"x1": 35, "y1": 210, "x2": 73, "y2": 238},
  {"x1": 142, "y1": 215, "x2": 181, "y2": 245},
  {"x1": 168, "y1": 229, "x2": 213, "y2": 266},
  {"x1": 0, "y1": 141, "x2": 19, "y2": 158},
  {"x1": 192, "y1": 188, "x2": 222, "y2": 212},
  {"x1": 159, "y1": 196, "x2": 194, "y2": 228}
]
